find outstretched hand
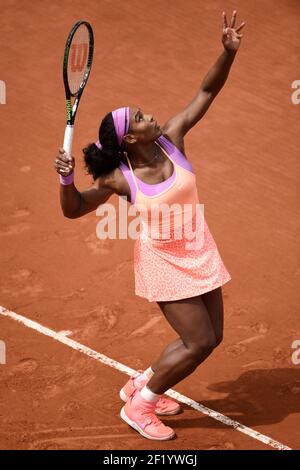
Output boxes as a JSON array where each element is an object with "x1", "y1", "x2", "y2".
[{"x1": 222, "y1": 10, "x2": 246, "y2": 52}]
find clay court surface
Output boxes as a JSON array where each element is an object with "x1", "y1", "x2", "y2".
[{"x1": 0, "y1": 0, "x2": 299, "y2": 450}]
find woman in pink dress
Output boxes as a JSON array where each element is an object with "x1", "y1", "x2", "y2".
[{"x1": 54, "y1": 11, "x2": 246, "y2": 441}]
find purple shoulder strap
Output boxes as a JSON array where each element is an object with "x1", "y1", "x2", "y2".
[
  {"x1": 119, "y1": 159, "x2": 137, "y2": 204},
  {"x1": 158, "y1": 135, "x2": 194, "y2": 173}
]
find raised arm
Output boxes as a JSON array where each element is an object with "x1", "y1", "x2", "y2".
[{"x1": 162, "y1": 10, "x2": 246, "y2": 142}]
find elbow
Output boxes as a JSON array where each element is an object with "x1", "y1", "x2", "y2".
[{"x1": 200, "y1": 87, "x2": 217, "y2": 97}]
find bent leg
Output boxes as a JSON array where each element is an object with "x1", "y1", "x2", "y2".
[
  {"x1": 151, "y1": 287, "x2": 225, "y2": 374},
  {"x1": 201, "y1": 286, "x2": 224, "y2": 345},
  {"x1": 147, "y1": 295, "x2": 217, "y2": 395},
  {"x1": 151, "y1": 338, "x2": 183, "y2": 373}
]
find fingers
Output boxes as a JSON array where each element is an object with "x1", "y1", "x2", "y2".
[
  {"x1": 230, "y1": 10, "x2": 237, "y2": 28},
  {"x1": 54, "y1": 162, "x2": 73, "y2": 174},
  {"x1": 54, "y1": 149, "x2": 74, "y2": 175},
  {"x1": 236, "y1": 21, "x2": 246, "y2": 33},
  {"x1": 58, "y1": 148, "x2": 72, "y2": 163},
  {"x1": 222, "y1": 11, "x2": 228, "y2": 29},
  {"x1": 223, "y1": 10, "x2": 246, "y2": 33},
  {"x1": 56, "y1": 166, "x2": 71, "y2": 175}
]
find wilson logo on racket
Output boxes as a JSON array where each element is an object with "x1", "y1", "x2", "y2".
[
  {"x1": 70, "y1": 43, "x2": 89, "y2": 73},
  {"x1": 66, "y1": 99, "x2": 72, "y2": 122}
]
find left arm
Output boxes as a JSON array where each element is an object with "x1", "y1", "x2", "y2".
[{"x1": 163, "y1": 10, "x2": 246, "y2": 144}]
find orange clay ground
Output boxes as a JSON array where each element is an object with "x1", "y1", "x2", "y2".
[{"x1": 0, "y1": 0, "x2": 299, "y2": 450}]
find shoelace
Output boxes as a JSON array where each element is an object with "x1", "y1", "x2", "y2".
[
  {"x1": 158, "y1": 397, "x2": 169, "y2": 405},
  {"x1": 156, "y1": 399, "x2": 169, "y2": 411},
  {"x1": 132, "y1": 371, "x2": 149, "y2": 387},
  {"x1": 140, "y1": 409, "x2": 162, "y2": 427}
]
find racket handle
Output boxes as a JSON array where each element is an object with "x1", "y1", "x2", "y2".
[{"x1": 63, "y1": 124, "x2": 74, "y2": 157}]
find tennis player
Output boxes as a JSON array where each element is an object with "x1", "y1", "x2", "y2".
[{"x1": 54, "y1": 10, "x2": 245, "y2": 441}]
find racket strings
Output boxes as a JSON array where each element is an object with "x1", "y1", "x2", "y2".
[{"x1": 67, "y1": 24, "x2": 90, "y2": 95}]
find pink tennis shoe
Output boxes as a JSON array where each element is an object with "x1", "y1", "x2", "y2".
[
  {"x1": 120, "y1": 388, "x2": 176, "y2": 441},
  {"x1": 119, "y1": 369, "x2": 181, "y2": 416}
]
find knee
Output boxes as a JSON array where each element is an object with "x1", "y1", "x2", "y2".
[{"x1": 188, "y1": 334, "x2": 217, "y2": 363}]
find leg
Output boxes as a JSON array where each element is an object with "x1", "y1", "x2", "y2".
[
  {"x1": 150, "y1": 338, "x2": 183, "y2": 373},
  {"x1": 201, "y1": 286, "x2": 224, "y2": 346},
  {"x1": 150, "y1": 286, "x2": 224, "y2": 373},
  {"x1": 147, "y1": 294, "x2": 217, "y2": 395}
]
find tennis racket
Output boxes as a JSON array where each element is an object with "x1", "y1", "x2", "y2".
[{"x1": 62, "y1": 21, "x2": 94, "y2": 157}]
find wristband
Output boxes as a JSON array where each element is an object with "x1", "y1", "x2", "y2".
[{"x1": 59, "y1": 171, "x2": 74, "y2": 185}]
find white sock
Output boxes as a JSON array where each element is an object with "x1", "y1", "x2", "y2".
[
  {"x1": 140, "y1": 385, "x2": 161, "y2": 403},
  {"x1": 144, "y1": 367, "x2": 154, "y2": 379},
  {"x1": 133, "y1": 372, "x2": 148, "y2": 387},
  {"x1": 133, "y1": 367, "x2": 154, "y2": 387}
]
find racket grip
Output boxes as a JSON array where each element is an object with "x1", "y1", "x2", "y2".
[{"x1": 63, "y1": 124, "x2": 74, "y2": 157}]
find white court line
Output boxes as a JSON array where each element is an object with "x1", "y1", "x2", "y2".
[{"x1": 0, "y1": 305, "x2": 291, "y2": 450}]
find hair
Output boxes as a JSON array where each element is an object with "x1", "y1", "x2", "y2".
[{"x1": 82, "y1": 112, "x2": 127, "y2": 181}]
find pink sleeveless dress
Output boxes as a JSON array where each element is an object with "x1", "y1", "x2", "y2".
[{"x1": 119, "y1": 134, "x2": 231, "y2": 302}]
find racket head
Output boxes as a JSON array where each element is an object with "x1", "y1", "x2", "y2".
[{"x1": 63, "y1": 21, "x2": 94, "y2": 122}]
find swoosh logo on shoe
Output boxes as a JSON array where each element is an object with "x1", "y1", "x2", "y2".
[{"x1": 136, "y1": 419, "x2": 146, "y2": 430}]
